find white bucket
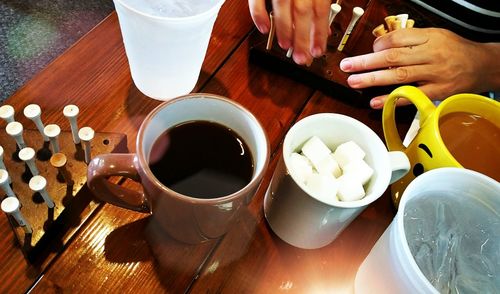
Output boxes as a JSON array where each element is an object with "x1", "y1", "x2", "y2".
[{"x1": 355, "y1": 167, "x2": 500, "y2": 293}]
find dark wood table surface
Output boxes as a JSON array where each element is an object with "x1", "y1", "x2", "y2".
[{"x1": 0, "y1": 0, "x2": 428, "y2": 292}]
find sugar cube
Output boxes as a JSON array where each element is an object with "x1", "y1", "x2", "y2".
[
  {"x1": 341, "y1": 159, "x2": 374, "y2": 185},
  {"x1": 296, "y1": 136, "x2": 372, "y2": 202},
  {"x1": 316, "y1": 153, "x2": 342, "y2": 178},
  {"x1": 333, "y1": 140, "x2": 365, "y2": 167},
  {"x1": 301, "y1": 136, "x2": 331, "y2": 169},
  {"x1": 289, "y1": 152, "x2": 314, "y2": 184},
  {"x1": 305, "y1": 172, "x2": 339, "y2": 201},
  {"x1": 337, "y1": 175, "x2": 365, "y2": 201}
]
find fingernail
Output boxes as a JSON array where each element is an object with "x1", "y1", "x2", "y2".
[
  {"x1": 278, "y1": 40, "x2": 291, "y2": 50},
  {"x1": 340, "y1": 59, "x2": 352, "y2": 71},
  {"x1": 347, "y1": 75, "x2": 361, "y2": 87},
  {"x1": 293, "y1": 52, "x2": 308, "y2": 65},
  {"x1": 370, "y1": 98, "x2": 383, "y2": 109},
  {"x1": 258, "y1": 25, "x2": 269, "y2": 34},
  {"x1": 311, "y1": 47, "x2": 323, "y2": 58}
]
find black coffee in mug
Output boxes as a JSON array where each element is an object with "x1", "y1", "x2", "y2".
[{"x1": 149, "y1": 120, "x2": 254, "y2": 199}]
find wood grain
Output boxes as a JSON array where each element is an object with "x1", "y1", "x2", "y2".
[
  {"x1": 30, "y1": 16, "x2": 317, "y2": 294},
  {"x1": 0, "y1": 0, "x2": 424, "y2": 292},
  {"x1": 0, "y1": 0, "x2": 256, "y2": 292}
]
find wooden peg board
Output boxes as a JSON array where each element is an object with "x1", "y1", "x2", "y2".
[
  {"x1": 249, "y1": 25, "x2": 365, "y2": 102},
  {"x1": 1, "y1": 128, "x2": 127, "y2": 262}
]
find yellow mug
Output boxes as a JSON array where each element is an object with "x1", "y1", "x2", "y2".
[{"x1": 382, "y1": 86, "x2": 500, "y2": 207}]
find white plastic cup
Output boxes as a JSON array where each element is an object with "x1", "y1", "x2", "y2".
[
  {"x1": 263, "y1": 113, "x2": 410, "y2": 249},
  {"x1": 114, "y1": 0, "x2": 225, "y2": 100},
  {"x1": 355, "y1": 168, "x2": 500, "y2": 293}
]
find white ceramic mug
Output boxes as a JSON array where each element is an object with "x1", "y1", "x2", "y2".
[
  {"x1": 114, "y1": 0, "x2": 225, "y2": 100},
  {"x1": 264, "y1": 113, "x2": 410, "y2": 249},
  {"x1": 355, "y1": 168, "x2": 500, "y2": 293}
]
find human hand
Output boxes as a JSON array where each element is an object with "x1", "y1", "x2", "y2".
[
  {"x1": 339, "y1": 28, "x2": 500, "y2": 109},
  {"x1": 248, "y1": 0, "x2": 331, "y2": 65}
]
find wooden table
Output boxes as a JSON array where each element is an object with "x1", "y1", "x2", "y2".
[{"x1": 0, "y1": 0, "x2": 422, "y2": 292}]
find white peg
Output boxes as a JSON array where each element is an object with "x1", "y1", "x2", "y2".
[
  {"x1": 63, "y1": 105, "x2": 80, "y2": 144},
  {"x1": 78, "y1": 127, "x2": 95, "y2": 164},
  {"x1": 0, "y1": 145, "x2": 6, "y2": 170},
  {"x1": 23, "y1": 104, "x2": 49, "y2": 142},
  {"x1": 0, "y1": 169, "x2": 16, "y2": 198},
  {"x1": 0, "y1": 147, "x2": 11, "y2": 184},
  {"x1": 29, "y1": 175, "x2": 55, "y2": 208},
  {"x1": 6, "y1": 121, "x2": 27, "y2": 149},
  {"x1": 329, "y1": 3, "x2": 342, "y2": 26},
  {"x1": 1, "y1": 197, "x2": 32, "y2": 234},
  {"x1": 337, "y1": 7, "x2": 364, "y2": 51},
  {"x1": 0, "y1": 105, "x2": 15, "y2": 123},
  {"x1": 19, "y1": 147, "x2": 39, "y2": 176},
  {"x1": 44, "y1": 124, "x2": 61, "y2": 153}
]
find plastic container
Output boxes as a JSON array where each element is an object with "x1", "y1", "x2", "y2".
[
  {"x1": 114, "y1": 0, "x2": 225, "y2": 100},
  {"x1": 355, "y1": 168, "x2": 500, "y2": 293}
]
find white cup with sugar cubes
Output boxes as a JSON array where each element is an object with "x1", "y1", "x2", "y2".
[{"x1": 264, "y1": 113, "x2": 410, "y2": 249}]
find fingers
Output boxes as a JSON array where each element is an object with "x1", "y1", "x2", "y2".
[
  {"x1": 369, "y1": 95, "x2": 410, "y2": 109},
  {"x1": 249, "y1": 0, "x2": 271, "y2": 33},
  {"x1": 373, "y1": 28, "x2": 430, "y2": 52},
  {"x1": 291, "y1": 0, "x2": 313, "y2": 64},
  {"x1": 369, "y1": 84, "x2": 446, "y2": 109},
  {"x1": 267, "y1": 0, "x2": 330, "y2": 65},
  {"x1": 310, "y1": 0, "x2": 331, "y2": 57},
  {"x1": 346, "y1": 64, "x2": 431, "y2": 89},
  {"x1": 272, "y1": 0, "x2": 293, "y2": 49},
  {"x1": 340, "y1": 46, "x2": 430, "y2": 73}
]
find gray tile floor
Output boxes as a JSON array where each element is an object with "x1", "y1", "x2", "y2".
[{"x1": 0, "y1": 0, "x2": 115, "y2": 102}]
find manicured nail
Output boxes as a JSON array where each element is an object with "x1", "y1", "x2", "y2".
[
  {"x1": 370, "y1": 98, "x2": 384, "y2": 109},
  {"x1": 340, "y1": 59, "x2": 352, "y2": 71}
]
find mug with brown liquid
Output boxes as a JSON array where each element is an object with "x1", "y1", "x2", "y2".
[
  {"x1": 383, "y1": 86, "x2": 500, "y2": 207},
  {"x1": 87, "y1": 94, "x2": 269, "y2": 244}
]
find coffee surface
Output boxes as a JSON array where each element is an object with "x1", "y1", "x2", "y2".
[
  {"x1": 149, "y1": 120, "x2": 253, "y2": 198},
  {"x1": 439, "y1": 112, "x2": 500, "y2": 181}
]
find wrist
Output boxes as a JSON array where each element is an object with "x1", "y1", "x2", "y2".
[{"x1": 477, "y1": 43, "x2": 500, "y2": 92}]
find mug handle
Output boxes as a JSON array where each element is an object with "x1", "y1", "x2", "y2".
[
  {"x1": 87, "y1": 153, "x2": 150, "y2": 213},
  {"x1": 382, "y1": 86, "x2": 437, "y2": 151},
  {"x1": 388, "y1": 151, "x2": 410, "y2": 184}
]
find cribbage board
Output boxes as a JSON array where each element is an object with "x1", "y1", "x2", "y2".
[
  {"x1": 0, "y1": 128, "x2": 127, "y2": 262},
  {"x1": 249, "y1": 21, "x2": 366, "y2": 104}
]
